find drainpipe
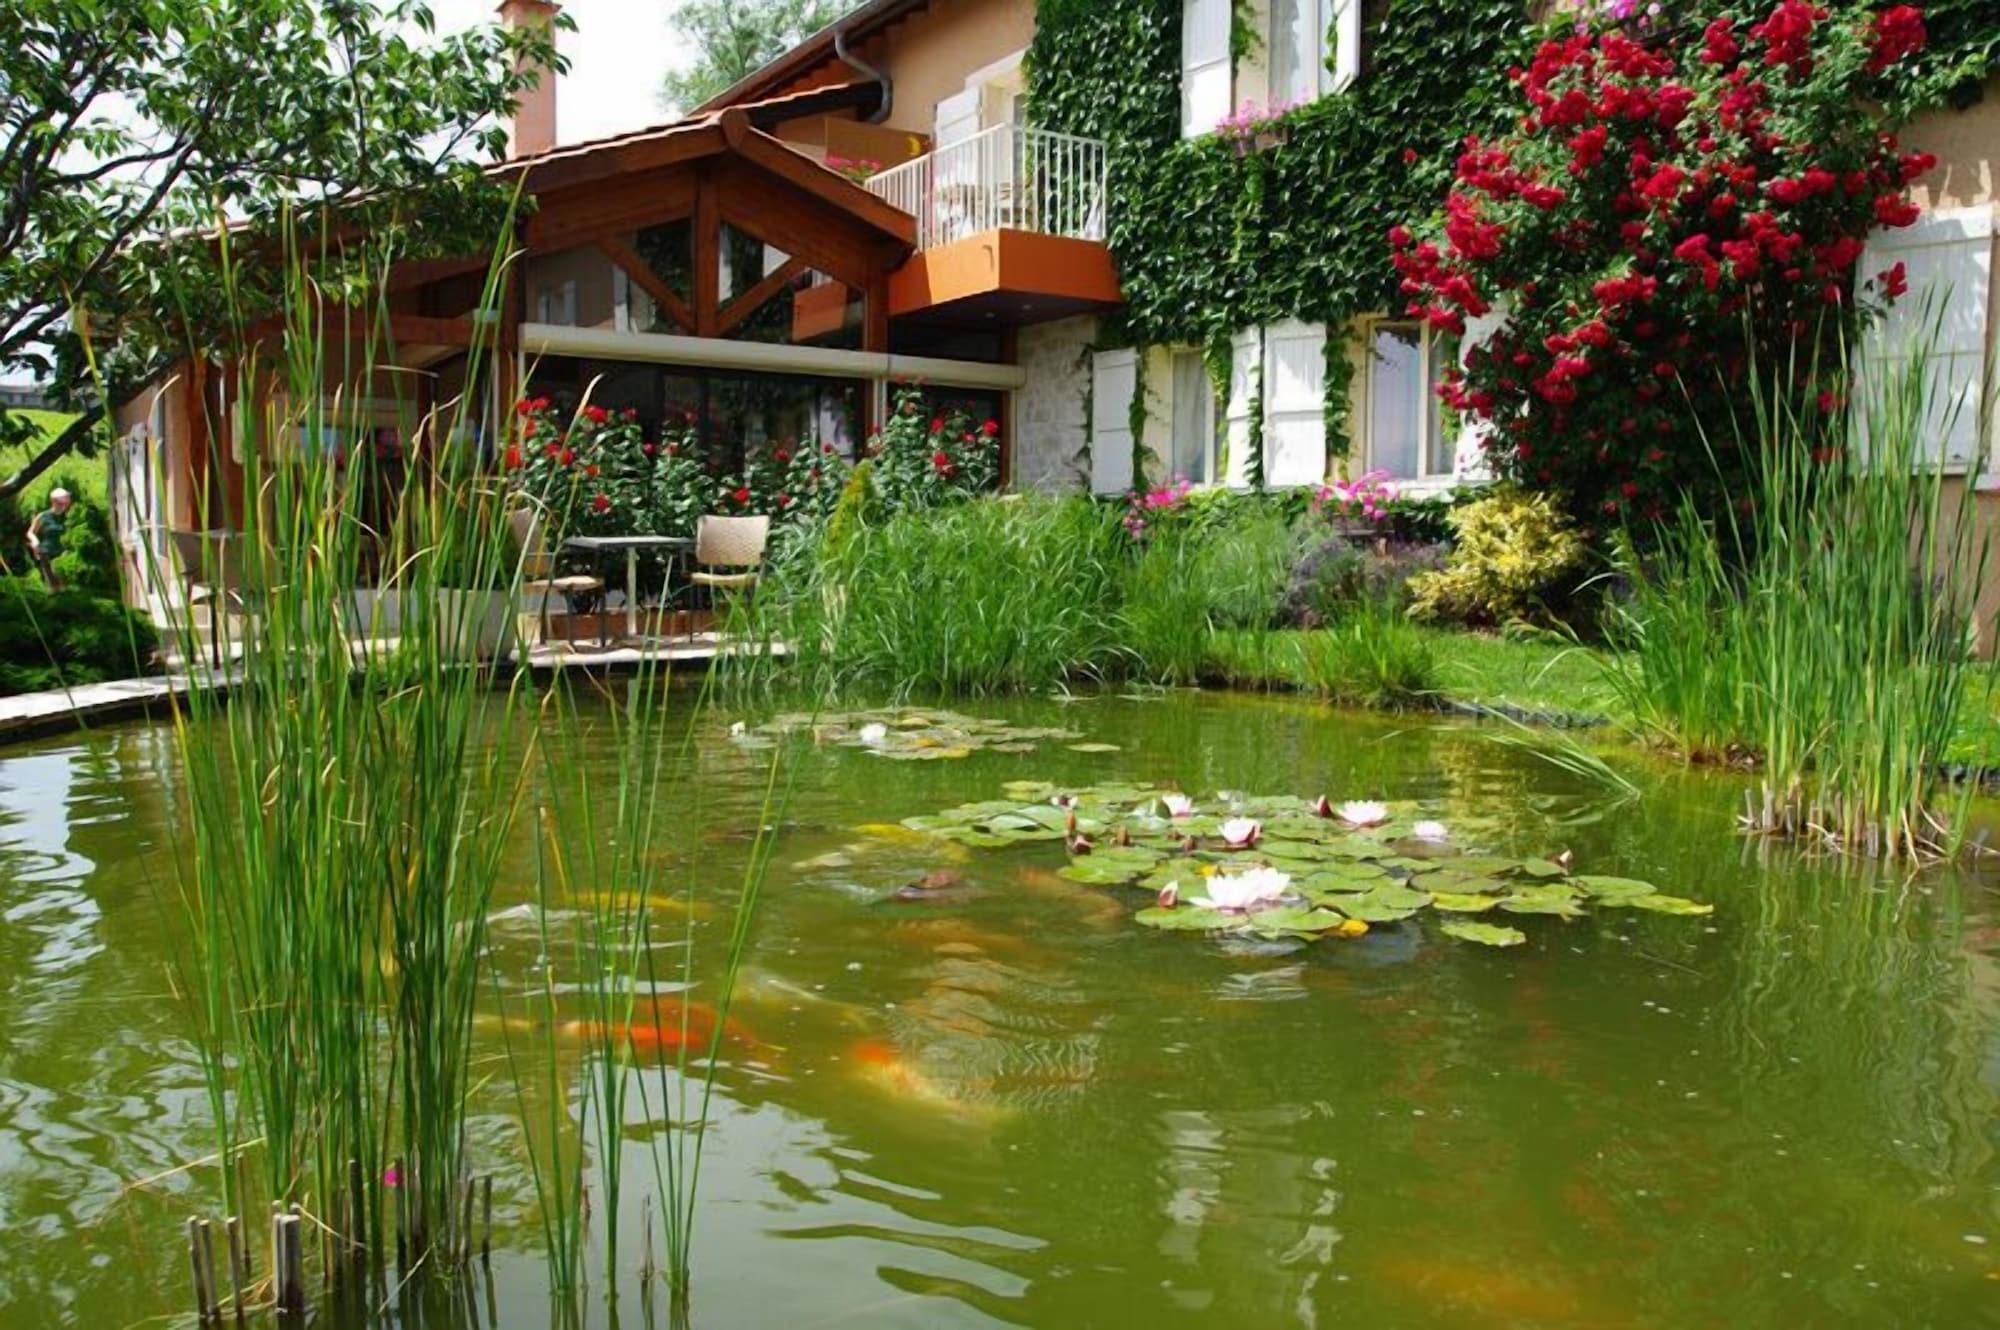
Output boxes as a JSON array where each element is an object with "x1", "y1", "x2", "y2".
[{"x1": 834, "y1": 23, "x2": 892, "y2": 125}]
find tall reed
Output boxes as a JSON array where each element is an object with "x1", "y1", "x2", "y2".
[{"x1": 1605, "y1": 320, "x2": 1995, "y2": 857}]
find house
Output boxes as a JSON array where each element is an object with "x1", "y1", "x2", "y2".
[{"x1": 109, "y1": 0, "x2": 1996, "y2": 608}]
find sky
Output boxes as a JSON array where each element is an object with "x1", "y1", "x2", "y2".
[{"x1": 429, "y1": 0, "x2": 697, "y2": 145}]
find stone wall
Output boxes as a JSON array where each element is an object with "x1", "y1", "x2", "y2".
[{"x1": 1013, "y1": 315, "x2": 1097, "y2": 493}]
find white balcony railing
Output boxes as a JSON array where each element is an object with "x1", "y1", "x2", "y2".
[{"x1": 865, "y1": 124, "x2": 1109, "y2": 251}]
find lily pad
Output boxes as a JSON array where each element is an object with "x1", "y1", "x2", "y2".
[
  {"x1": 1571, "y1": 875, "x2": 1659, "y2": 899},
  {"x1": 1135, "y1": 906, "x2": 1232, "y2": 932},
  {"x1": 1498, "y1": 891, "x2": 1586, "y2": 919},
  {"x1": 1604, "y1": 893, "x2": 1715, "y2": 916},
  {"x1": 1067, "y1": 742, "x2": 1123, "y2": 753},
  {"x1": 1440, "y1": 921, "x2": 1527, "y2": 947},
  {"x1": 1429, "y1": 891, "x2": 1504, "y2": 913}
]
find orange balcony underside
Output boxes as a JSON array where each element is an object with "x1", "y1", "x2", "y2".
[{"x1": 887, "y1": 229, "x2": 1122, "y2": 328}]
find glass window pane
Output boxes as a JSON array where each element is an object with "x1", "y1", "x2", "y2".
[
  {"x1": 1170, "y1": 350, "x2": 1212, "y2": 484},
  {"x1": 1368, "y1": 323, "x2": 1421, "y2": 479},
  {"x1": 1271, "y1": 0, "x2": 1318, "y2": 104}
]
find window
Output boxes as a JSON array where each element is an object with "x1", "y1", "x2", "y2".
[
  {"x1": 1169, "y1": 348, "x2": 1217, "y2": 485},
  {"x1": 1362, "y1": 320, "x2": 1456, "y2": 481},
  {"x1": 1181, "y1": 0, "x2": 1231, "y2": 137},
  {"x1": 1270, "y1": 0, "x2": 1324, "y2": 106}
]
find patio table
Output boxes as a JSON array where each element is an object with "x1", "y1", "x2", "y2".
[{"x1": 563, "y1": 535, "x2": 694, "y2": 642}]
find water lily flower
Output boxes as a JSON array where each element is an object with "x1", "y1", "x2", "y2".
[
  {"x1": 1554, "y1": 849, "x2": 1575, "y2": 871},
  {"x1": 1051, "y1": 793, "x2": 1076, "y2": 809},
  {"x1": 1160, "y1": 793, "x2": 1195, "y2": 819},
  {"x1": 858, "y1": 723, "x2": 889, "y2": 746},
  {"x1": 1193, "y1": 866, "x2": 1291, "y2": 912},
  {"x1": 729, "y1": 721, "x2": 747, "y2": 737},
  {"x1": 1157, "y1": 882, "x2": 1179, "y2": 909},
  {"x1": 1313, "y1": 795, "x2": 1335, "y2": 818},
  {"x1": 1337, "y1": 801, "x2": 1389, "y2": 828},
  {"x1": 1068, "y1": 834, "x2": 1094, "y2": 856},
  {"x1": 1411, "y1": 820, "x2": 1449, "y2": 842},
  {"x1": 1219, "y1": 817, "x2": 1262, "y2": 848}
]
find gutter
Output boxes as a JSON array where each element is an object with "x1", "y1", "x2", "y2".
[
  {"x1": 835, "y1": 22, "x2": 893, "y2": 125},
  {"x1": 694, "y1": 0, "x2": 928, "y2": 116}
]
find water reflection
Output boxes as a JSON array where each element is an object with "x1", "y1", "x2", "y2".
[{"x1": 0, "y1": 695, "x2": 1994, "y2": 1327}]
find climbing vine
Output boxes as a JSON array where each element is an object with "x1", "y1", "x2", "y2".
[{"x1": 1027, "y1": 0, "x2": 1999, "y2": 450}]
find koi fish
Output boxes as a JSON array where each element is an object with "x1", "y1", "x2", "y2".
[
  {"x1": 558, "y1": 996, "x2": 767, "y2": 1058},
  {"x1": 845, "y1": 1039, "x2": 1012, "y2": 1125}
]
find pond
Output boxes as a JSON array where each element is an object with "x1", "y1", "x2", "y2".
[{"x1": 1, "y1": 689, "x2": 1995, "y2": 1327}]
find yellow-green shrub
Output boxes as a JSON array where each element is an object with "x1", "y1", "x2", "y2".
[{"x1": 1409, "y1": 488, "x2": 1586, "y2": 627}]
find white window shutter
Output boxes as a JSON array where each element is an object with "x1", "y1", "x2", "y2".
[
  {"x1": 1855, "y1": 207, "x2": 1994, "y2": 470},
  {"x1": 934, "y1": 87, "x2": 982, "y2": 148},
  {"x1": 1223, "y1": 328, "x2": 1262, "y2": 488},
  {"x1": 1091, "y1": 348, "x2": 1138, "y2": 495},
  {"x1": 1329, "y1": 0, "x2": 1362, "y2": 93},
  {"x1": 1263, "y1": 319, "x2": 1329, "y2": 487},
  {"x1": 1453, "y1": 300, "x2": 1510, "y2": 480},
  {"x1": 1182, "y1": 0, "x2": 1231, "y2": 138}
]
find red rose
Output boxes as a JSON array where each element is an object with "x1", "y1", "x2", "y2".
[
  {"x1": 583, "y1": 405, "x2": 609, "y2": 425},
  {"x1": 1388, "y1": 224, "x2": 1413, "y2": 248},
  {"x1": 774, "y1": 448, "x2": 791, "y2": 462},
  {"x1": 545, "y1": 442, "x2": 562, "y2": 458},
  {"x1": 1866, "y1": 5, "x2": 1926, "y2": 73},
  {"x1": 732, "y1": 487, "x2": 751, "y2": 505},
  {"x1": 980, "y1": 419, "x2": 999, "y2": 437},
  {"x1": 591, "y1": 493, "x2": 611, "y2": 514},
  {"x1": 1877, "y1": 260, "x2": 1909, "y2": 300},
  {"x1": 558, "y1": 448, "x2": 575, "y2": 466},
  {"x1": 584, "y1": 464, "x2": 600, "y2": 478},
  {"x1": 1700, "y1": 17, "x2": 1740, "y2": 66},
  {"x1": 1873, "y1": 195, "x2": 1921, "y2": 228},
  {"x1": 523, "y1": 419, "x2": 538, "y2": 440},
  {"x1": 622, "y1": 408, "x2": 639, "y2": 422},
  {"x1": 929, "y1": 417, "x2": 944, "y2": 431},
  {"x1": 642, "y1": 443, "x2": 657, "y2": 457},
  {"x1": 778, "y1": 493, "x2": 793, "y2": 507},
  {"x1": 514, "y1": 399, "x2": 534, "y2": 416},
  {"x1": 503, "y1": 446, "x2": 523, "y2": 469}
]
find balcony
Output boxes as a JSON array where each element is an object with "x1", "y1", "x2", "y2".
[{"x1": 864, "y1": 124, "x2": 1122, "y2": 326}]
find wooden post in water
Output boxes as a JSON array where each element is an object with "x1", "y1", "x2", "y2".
[
  {"x1": 480, "y1": 1176, "x2": 494, "y2": 1261},
  {"x1": 273, "y1": 1207, "x2": 305, "y2": 1315},
  {"x1": 224, "y1": 1215, "x2": 247, "y2": 1320},
  {"x1": 458, "y1": 1176, "x2": 476, "y2": 1264},
  {"x1": 197, "y1": 1220, "x2": 222, "y2": 1321},
  {"x1": 187, "y1": 1216, "x2": 214, "y2": 1322}
]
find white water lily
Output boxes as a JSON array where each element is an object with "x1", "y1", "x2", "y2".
[
  {"x1": 858, "y1": 722, "x2": 890, "y2": 746},
  {"x1": 1160, "y1": 793, "x2": 1195, "y2": 819},
  {"x1": 1411, "y1": 820, "x2": 1449, "y2": 842},
  {"x1": 1336, "y1": 800, "x2": 1389, "y2": 828},
  {"x1": 1219, "y1": 816, "x2": 1262, "y2": 848},
  {"x1": 1193, "y1": 866, "x2": 1291, "y2": 912}
]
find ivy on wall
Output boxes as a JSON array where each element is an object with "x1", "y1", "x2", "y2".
[{"x1": 1027, "y1": 0, "x2": 2000, "y2": 461}]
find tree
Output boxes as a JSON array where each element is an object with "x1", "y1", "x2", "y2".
[
  {"x1": 1391, "y1": 2, "x2": 1944, "y2": 531},
  {"x1": 0, "y1": 0, "x2": 566, "y2": 499},
  {"x1": 658, "y1": 0, "x2": 851, "y2": 114}
]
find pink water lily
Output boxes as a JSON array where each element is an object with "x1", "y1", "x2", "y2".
[
  {"x1": 1411, "y1": 820, "x2": 1449, "y2": 842},
  {"x1": 1160, "y1": 793, "x2": 1195, "y2": 819},
  {"x1": 1156, "y1": 882, "x2": 1180, "y2": 909},
  {"x1": 1336, "y1": 801, "x2": 1390, "y2": 828},
  {"x1": 1219, "y1": 817, "x2": 1262, "y2": 848}
]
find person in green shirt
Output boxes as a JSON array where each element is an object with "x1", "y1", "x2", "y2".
[{"x1": 25, "y1": 488, "x2": 72, "y2": 590}]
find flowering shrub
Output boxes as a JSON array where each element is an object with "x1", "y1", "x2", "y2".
[
  {"x1": 1122, "y1": 477, "x2": 1196, "y2": 539},
  {"x1": 1215, "y1": 99, "x2": 1299, "y2": 152},
  {"x1": 1391, "y1": 2, "x2": 1936, "y2": 528},
  {"x1": 825, "y1": 153, "x2": 885, "y2": 184},
  {"x1": 1407, "y1": 487, "x2": 1589, "y2": 626},
  {"x1": 868, "y1": 388, "x2": 1001, "y2": 511},
  {"x1": 509, "y1": 400, "x2": 852, "y2": 548},
  {"x1": 1313, "y1": 469, "x2": 1401, "y2": 524}
]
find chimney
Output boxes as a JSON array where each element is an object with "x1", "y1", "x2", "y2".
[{"x1": 499, "y1": 0, "x2": 561, "y2": 158}]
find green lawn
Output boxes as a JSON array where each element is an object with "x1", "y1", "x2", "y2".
[
  {"x1": 2, "y1": 407, "x2": 105, "y2": 507},
  {"x1": 1217, "y1": 625, "x2": 2000, "y2": 769}
]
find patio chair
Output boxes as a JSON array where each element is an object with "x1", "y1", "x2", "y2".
[
  {"x1": 689, "y1": 515, "x2": 770, "y2": 626},
  {"x1": 509, "y1": 506, "x2": 604, "y2": 649},
  {"x1": 169, "y1": 528, "x2": 256, "y2": 667}
]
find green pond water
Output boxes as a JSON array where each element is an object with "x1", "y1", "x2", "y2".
[{"x1": 1, "y1": 689, "x2": 1997, "y2": 1328}]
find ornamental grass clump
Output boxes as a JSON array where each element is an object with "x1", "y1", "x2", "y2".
[
  {"x1": 1606, "y1": 323, "x2": 1994, "y2": 859},
  {"x1": 1392, "y1": 1, "x2": 1939, "y2": 529}
]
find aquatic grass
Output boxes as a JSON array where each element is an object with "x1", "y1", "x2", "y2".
[
  {"x1": 1605, "y1": 316, "x2": 1997, "y2": 857},
  {"x1": 1290, "y1": 605, "x2": 1441, "y2": 709}
]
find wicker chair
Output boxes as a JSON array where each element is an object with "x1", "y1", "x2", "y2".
[
  {"x1": 689, "y1": 515, "x2": 770, "y2": 595},
  {"x1": 509, "y1": 506, "x2": 603, "y2": 647}
]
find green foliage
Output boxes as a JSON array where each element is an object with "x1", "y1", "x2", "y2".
[
  {"x1": 868, "y1": 388, "x2": 1001, "y2": 511},
  {"x1": 1293, "y1": 606, "x2": 1441, "y2": 708},
  {"x1": 3, "y1": 1, "x2": 561, "y2": 408},
  {"x1": 1601, "y1": 334, "x2": 1996, "y2": 856},
  {"x1": 1282, "y1": 537, "x2": 1448, "y2": 627},
  {"x1": 657, "y1": 0, "x2": 848, "y2": 112},
  {"x1": 1026, "y1": 0, "x2": 1997, "y2": 445},
  {"x1": 0, "y1": 579, "x2": 156, "y2": 695},
  {"x1": 1409, "y1": 488, "x2": 1589, "y2": 627}
]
